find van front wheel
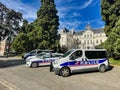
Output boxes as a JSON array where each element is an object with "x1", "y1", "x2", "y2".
[
  {"x1": 99, "y1": 65, "x2": 106, "y2": 73},
  {"x1": 60, "y1": 67, "x2": 70, "y2": 77}
]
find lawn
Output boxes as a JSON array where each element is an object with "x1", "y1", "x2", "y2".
[{"x1": 109, "y1": 58, "x2": 120, "y2": 66}]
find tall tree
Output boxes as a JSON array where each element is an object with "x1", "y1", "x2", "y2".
[
  {"x1": 33, "y1": 0, "x2": 59, "y2": 51},
  {"x1": 101, "y1": 0, "x2": 120, "y2": 59}
]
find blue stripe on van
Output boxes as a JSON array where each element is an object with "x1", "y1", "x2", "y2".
[{"x1": 60, "y1": 59, "x2": 107, "y2": 67}]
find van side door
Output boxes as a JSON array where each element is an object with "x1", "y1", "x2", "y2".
[{"x1": 69, "y1": 50, "x2": 83, "y2": 72}]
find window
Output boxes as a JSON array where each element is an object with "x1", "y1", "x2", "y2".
[
  {"x1": 90, "y1": 34, "x2": 92, "y2": 37},
  {"x1": 70, "y1": 50, "x2": 82, "y2": 60},
  {"x1": 84, "y1": 35, "x2": 86, "y2": 37},
  {"x1": 37, "y1": 50, "x2": 42, "y2": 54},
  {"x1": 87, "y1": 40, "x2": 89, "y2": 44},
  {"x1": 30, "y1": 50, "x2": 36, "y2": 54},
  {"x1": 62, "y1": 49, "x2": 74, "y2": 58},
  {"x1": 85, "y1": 51, "x2": 107, "y2": 59},
  {"x1": 90, "y1": 40, "x2": 92, "y2": 44},
  {"x1": 84, "y1": 40, "x2": 86, "y2": 44},
  {"x1": 96, "y1": 40, "x2": 98, "y2": 43}
]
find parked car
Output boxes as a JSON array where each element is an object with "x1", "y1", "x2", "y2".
[
  {"x1": 25, "y1": 53, "x2": 46, "y2": 62},
  {"x1": 22, "y1": 49, "x2": 54, "y2": 60},
  {"x1": 26, "y1": 53, "x2": 63, "y2": 68}
]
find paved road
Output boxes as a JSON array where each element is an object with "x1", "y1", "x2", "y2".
[
  {"x1": 0, "y1": 57, "x2": 120, "y2": 90},
  {"x1": 0, "y1": 83, "x2": 9, "y2": 90}
]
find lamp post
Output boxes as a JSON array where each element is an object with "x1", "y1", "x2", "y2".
[{"x1": 6, "y1": 30, "x2": 12, "y2": 58}]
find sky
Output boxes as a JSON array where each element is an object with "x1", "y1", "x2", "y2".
[{"x1": 0, "y1": 0, "x2": 105, "y2": 30}]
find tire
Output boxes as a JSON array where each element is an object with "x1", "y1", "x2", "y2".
[
  {"x1": 60, "y1": 67, "x2": 70, "y2": 77},
  {"x1": 99, "y1": 65, "x2": 106, "y2": 73},
  {"x1": 31, "y1": 62, "x2": 38, "y2": 68}
]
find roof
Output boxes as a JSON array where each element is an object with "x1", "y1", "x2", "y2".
[
  {"x1": 92, "y1": 28, "x2": 104, "y2": 34},
  {"x1": 75, "y1": 28, "x2": 104, "y2": 35}
]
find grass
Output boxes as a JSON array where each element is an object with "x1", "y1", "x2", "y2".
[{"x1": 109, "y1": 58, "x2": 120, "y2": 66}]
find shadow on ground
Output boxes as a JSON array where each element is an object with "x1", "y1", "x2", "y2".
[
  {"x1": 0, "y1": 58, "x2": 25, "y2": 68},
  {"x1": 70, "y1": 65, "x2": 114, "y2": 76}
]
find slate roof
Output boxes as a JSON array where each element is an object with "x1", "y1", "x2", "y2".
[{"x1": 75, "y1": 28, "x2": 104, "y2": 35}]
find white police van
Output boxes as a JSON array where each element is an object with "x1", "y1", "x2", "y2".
[{"x1": 50, "y1": 49, "x2": 110, "y2": 77}]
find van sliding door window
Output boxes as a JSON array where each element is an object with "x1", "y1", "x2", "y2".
[{"x1": 85, "y1": 51, "x2": 107, "y2": 59}]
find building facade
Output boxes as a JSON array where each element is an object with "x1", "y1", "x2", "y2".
[{"x1": 59, "y1": 24, "x2": 107, "y2": 49}]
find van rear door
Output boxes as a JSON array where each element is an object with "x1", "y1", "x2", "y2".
[{"x1": 84, "y1": 50, "x2": 108, "y2": 70}]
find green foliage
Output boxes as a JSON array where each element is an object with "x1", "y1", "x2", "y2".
[
  {"x1": 12, "y1": 33, "x2": 29, "y2": 53},
  {"x1": 101, "y1": 19, "x2": 120, "y2": 59},
  {"x1": 101, "y1": 0, "x2": 120, "y2": 59},
  {"x1": 101, "y1": 0, "x2": 120, "y2": 35},
  {"x1": 0, "y1": 2, "x2": 23, "y2": 40},
  {"x1": 12, "y1": 0, "x2": 60, "y2": 53},
  {"x1": 33, "y1": 0, "x2": 59, "y2": 51}
]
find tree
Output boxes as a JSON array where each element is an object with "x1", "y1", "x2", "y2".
[
  {"x1": 0, "y1": 2, "x2": 9, "y2": 40},
  {"x1": 0, "y1": 2, "x2": 23, "y2": 40},
  {"x1": 12, "y1": 33, "x2": 29, "y2": 53},
  {"x1": 33, "y1": 0, "x2": 59, "y2": 51},
  {"x1": 20, "y1": 20, "x2": 34, "y2": 33},
  {"x1": 101, "y1": 0, "x2": 120, "y2": 59},
  {"x1": 11, "y1": 0, "x2": 60, "y2": 53},
  {"x1": 101, "y1": 0, "x2": 120, "y2": 35}
]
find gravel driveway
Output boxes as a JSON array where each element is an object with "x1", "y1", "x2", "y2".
[{"x1": 0, "y1": 57, "x2": 120, "y2": 90}]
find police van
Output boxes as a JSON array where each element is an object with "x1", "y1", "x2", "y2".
[{"x1": 50, "y1": 49, "x2": 110, "y2": 77}]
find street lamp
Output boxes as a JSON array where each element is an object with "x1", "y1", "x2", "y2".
[{"x1": 6, "y1": 30, "x2": 12, "y2": 57}]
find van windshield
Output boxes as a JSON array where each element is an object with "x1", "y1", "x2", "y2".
[{"x1": 62, "y1": 50, "x2": 74, "y2": 58}]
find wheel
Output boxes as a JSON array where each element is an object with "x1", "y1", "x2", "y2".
[
  {"x1": 60, "y1": 67, "x2": 70, "y2": 77},
  {"x1": 99, "y1": 65, "x2": 106, "y2": 73},
  {"x1": 31, "y1": 62, "x2": 38, "y2": 68}
]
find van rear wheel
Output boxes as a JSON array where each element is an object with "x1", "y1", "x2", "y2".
[
  {"x1": 99, "y1": 65, "x2": 106, "y2": 73},
  {"x1": 60, "y1": 67, "x2": 70, "y2": 77}
]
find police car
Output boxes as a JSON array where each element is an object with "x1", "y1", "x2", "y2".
[
  {"x1": 26, "y1": 53, "x2": 63, "y2": 68},
  {"x1": 25, "y1": 53, "x2": 46, "y2": 62},
  {"x1": 22, "y1": 49, "x2": 53, "y2": 60},
  {"x1": 50, "y1": 49, "x2": 110, "y2": 77}
]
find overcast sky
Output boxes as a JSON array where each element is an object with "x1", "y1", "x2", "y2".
[{"x1": 0, "y1": 0, "x2": 105, "y2": 30}]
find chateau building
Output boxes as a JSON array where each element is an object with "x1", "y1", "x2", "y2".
[{"x1": 59, "y1": 24, "x2": 107, "y2": 49}]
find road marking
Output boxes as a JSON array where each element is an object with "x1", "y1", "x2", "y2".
[{"x1": 0, "y1": 78, "x2": 21, "y2": 90}]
